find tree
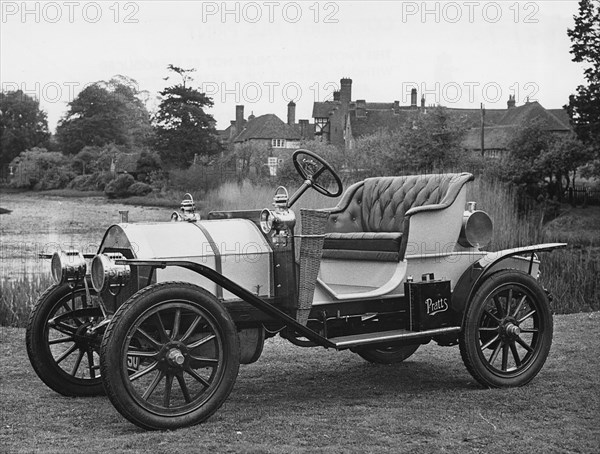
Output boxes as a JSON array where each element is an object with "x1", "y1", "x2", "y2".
[
  {"x1": 566, "y1": 0, "x2": 600, "y2": 175},
  {"x1": 348, "y1": 107, "x2": 468, "y2": 177},
  {"x1": 504, "y1": 122, "x2": 552, "y2": 198},
  {"x1": 536, "y1": 134, "x2": 590, "y2": 196},
  {"x1": 347, "y1": 128, "x2": 409, "y2": 177},
  {"x1": 55, "y1": 76, "x2": 153, "y2": 155},
  {"x1": 73, "y1": 146, "x2": 102, "y2": 175},
  {"x1": 136, "y1": 150, "x2": 162, "y2": 183},
  {"x1": 503, "y1": 122, "x2": 590, "y2": 200},
  {"x1": 9, "y1": 147, "x2": 74, "y2": 190},
  {"x1": 225, "y1": 141, "x2": 270, "y2": 182},
  {"x1": 402, "y1": 107, "x2": 468, "y2": 171},
  {"x1": 154, "y1": 65, "x2": 222, "y2": 168},
  {"x1": 0, "y1": 90, "x2": 50, "y2": 169}
]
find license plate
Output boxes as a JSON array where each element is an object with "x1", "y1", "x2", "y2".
[{"x1": 127, "y1": 356, "x2": 140, "y2": 370}]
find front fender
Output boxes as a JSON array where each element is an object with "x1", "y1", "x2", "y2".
[
  {"x1": 117, "y1": 258, "x2": 337, "y2": 349},
  {"x1": 451, "y1": 243, "x2": 566, "y2": 317}
]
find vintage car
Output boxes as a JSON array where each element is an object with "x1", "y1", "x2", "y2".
[{"x1": 26, "y1": 150, "x2": 565, "y2": 430}]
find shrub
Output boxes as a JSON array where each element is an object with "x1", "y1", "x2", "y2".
[
  {"x1": 9, "y1": 148, "x2": 75, "y2": 190},
  {"x1": 128, "y1": 181, "x2": 152, "y2": 196},
  {"x1": 67, "y1": 172, "x2": 113, "y2": 191},
  {"x1": 34, "y1": 166, "x2": 76, "y2": 190},
  {"x1": 136, "y1": 151, "x2": 162, "y2": 183},
  {"x1": 105, "y1": 173, "x2": 135, "y2": 198}
]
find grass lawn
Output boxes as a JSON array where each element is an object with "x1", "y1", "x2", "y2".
[{"x1": 1, "y1": 313, "x2": 599, "y2": 453}]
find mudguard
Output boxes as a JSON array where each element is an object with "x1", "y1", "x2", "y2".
[{"x1": 451, "y1": 243, "x2": 567, "y2": 318}]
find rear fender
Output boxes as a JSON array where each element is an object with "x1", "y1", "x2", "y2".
[{"x1": 451, "y1": 243, "x2": 566, "y2": 321}]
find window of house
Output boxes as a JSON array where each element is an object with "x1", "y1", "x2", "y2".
[
  {"x1": 271, "y1": 139, "x2": 285, "y2": 148},
  {"x1": 315, "y1": 117, "x2": 330, "y2": 142},
  {"x1": 267, "y1": 157, "x2": 278, "y2": 176}
]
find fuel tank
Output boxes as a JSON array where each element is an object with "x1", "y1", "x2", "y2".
[{"x1": 98, "y1": 219, "x2": 273, "y2": 300}]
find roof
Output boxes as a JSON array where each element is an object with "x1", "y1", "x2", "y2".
[
  {"x1": 115, "y1": 153, "x2": 140, "y2": 173},
  {"x1": 497, "y1": 101, "x2": 570, "y2": 130},
  {"x1": 291, "y1": 122, "x2": 316, "y2": 139},
  {"x1": 349, "y1": 109, "x2": 416, "y2": 138},
  {"x1": 444, "y1": 107, "x2": 506, "y2": 128},
  {"x1": 313, "y1": 101, "x2": 340, "y2": 118},
  {"x1": 548, "y1": 107, "x2": 571, "y2": 129},
  {"x1": 462, "y1": 126, "x2": 518, "y2": 150},
  {"x1": 362, "y1": 102, "x2": 395, "y2": 111},
  {"x1": 234, "y1": 114, "x2": 301, "y2": 142},
  {"x1": 217, "y1": 125, "x2": 231, "y2": 140}
]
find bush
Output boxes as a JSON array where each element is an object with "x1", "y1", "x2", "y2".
[
  {"x1": 34, "y1": 166, "x2": 76, "y2": 190},
  {"x1": 9, "y1": 148, "x2": 75, "y2": 190},
  {"x1": 68, "y1": 172, "x2": 114, "y2": 191},
  {"x1": 128, "y1": 181, "x2": 152, "y2": 196},
  {"x1": 105, "y1": 173, "x2": 135, "y2": 198},
  {"x1": 136, "y1": 151, "x2": 162, "y2": 183}
]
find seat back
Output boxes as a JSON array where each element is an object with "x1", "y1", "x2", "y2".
[{"x1": 326, "y1": 173, "x2": 473, "y2": 234}]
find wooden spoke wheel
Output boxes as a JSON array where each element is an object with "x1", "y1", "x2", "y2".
[
  {"x1": 355, "y1": 344, "x2": 420, "y2": 364},
  {"x1": 26, "y1": 281, "x2": 105, "y2": 396},
  {"x1": 100, "y1": 282, "x2": 240, "y2": 430},
  {"x1": 460, "y1": 270, "x2": 553, "y2": 388}
]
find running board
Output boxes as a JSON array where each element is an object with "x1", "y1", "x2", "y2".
[{"x1": 329, "y1": 326, "x2": 461, "y2": 349}]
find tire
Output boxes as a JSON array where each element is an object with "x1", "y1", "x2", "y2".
[
  {"x1": 459, "y1": 270, "x2": 553, "y2": 388},
  {"x1": 25, "y1": 281, "x2": 105, "y2": 396},
  {"x1": 100, "y1": 282, "x2": 240, "y2": 430},
  {"x1": 355, "y1": 344, "x2": 420, "y2": 364}
]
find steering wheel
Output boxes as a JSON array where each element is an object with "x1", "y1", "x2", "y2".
[{"x1": 292, "y1": 149, "x2": 343, "y2": 198}]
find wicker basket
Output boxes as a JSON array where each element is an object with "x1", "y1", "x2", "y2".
[{"x1": 296, "y1": 209, "x2": 329, "y2": 325}]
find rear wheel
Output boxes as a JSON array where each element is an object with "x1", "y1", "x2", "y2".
[
  {"x1": 355, "y1": 344, "x2": 419, "y2": 364},
  {"x1": 100, "y1": 282, "x2": 240, "y2": 430},
  {"x1": 26, "y1": 281, "x2": 105, "y2": 396},
  {"x1": 460, "y1": 270, "x2": 553, "y2": 388}
]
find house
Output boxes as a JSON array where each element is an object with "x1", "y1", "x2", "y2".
[
  {"x1": 463, "y1": 99, "x2": 572, "y2": 158},
  {"x1": 218, "y1": 103, "x2": 315, "y2": 175},
  {"x1": 113, "y1": 152, "x2": 140, "y2": 177},
  {"x1": 312, "y1": 78, "x2": 426, "y2": 150},
  {"x1": 312, "y1": 77, "x2": 572, "y2": 156}
]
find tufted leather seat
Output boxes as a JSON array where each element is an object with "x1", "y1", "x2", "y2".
[{"x1": 322, "y1": 173, "x2": 474, "y2": 261}]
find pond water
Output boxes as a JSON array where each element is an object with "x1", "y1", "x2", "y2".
[{"x1": 0, "y1": 192, "x2": 171, "y2": 280}]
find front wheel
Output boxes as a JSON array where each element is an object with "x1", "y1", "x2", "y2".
[
  {"x1": 459, "y1": 270, "x2": 553, "y2": 388},
  {"x1": 100, "y1": 282, "x2": 240, "y2": 430},
  {"x1": 26, "y1": 281, "x2": 105, "y2": 396},
  {"x1": 355, "y1": 344, "x2": 420, "y2": 364}
]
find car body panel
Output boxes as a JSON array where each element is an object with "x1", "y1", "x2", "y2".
[{"x1": 98, "y1": 220, "x2": 273, "y2": 299}]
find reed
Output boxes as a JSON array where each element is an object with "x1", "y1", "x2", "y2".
[
  {"x1": 469, "y1": 177, "x2": 599, "y2": 313},
  {"x1": 0, "y1": 274, "x2": 53, "y2": 327}
]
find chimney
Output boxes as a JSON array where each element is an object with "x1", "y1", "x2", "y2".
[
  {"x1": 299, "y1": 119, "x2": 309, "y2": 139},
  {"x1": 287, "y1": 101, "x2": 296, "y2": 126},
  {"x1": 340, "y1": 78, "x2": 352, "y2": 106},
  {"x1": 411, "y1": 88, "x2": 417, "y2": 107},
  {"x1": 333, "y1": 90, "x2": 341, "y2": 102},
  {"x1": 507, "y1": 95, "x2": 516, "y2": 109},
  {"x1": 393, "y1": 100, "x2": 400, "y2": 114},
  {"x1": 356, "y1": 99, "x2": 366, "y2": 118},
  {"x1": 230, "y1": 120, "x2": 237, "y2": 139},
  {"x1": 236, "y1": 105, "x2": 244, "y2": 132},
  {"x1": 421, "y1": 94, "x2": 425, "y2": 108}
]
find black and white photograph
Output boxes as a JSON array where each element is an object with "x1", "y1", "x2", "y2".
[{"x1": 1, "y1": 1, "x2": 599, "y2": 452}]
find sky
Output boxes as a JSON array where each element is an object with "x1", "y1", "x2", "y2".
[{"x1": 1, "y1": 1, "x2": 586, "y2": 132}]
